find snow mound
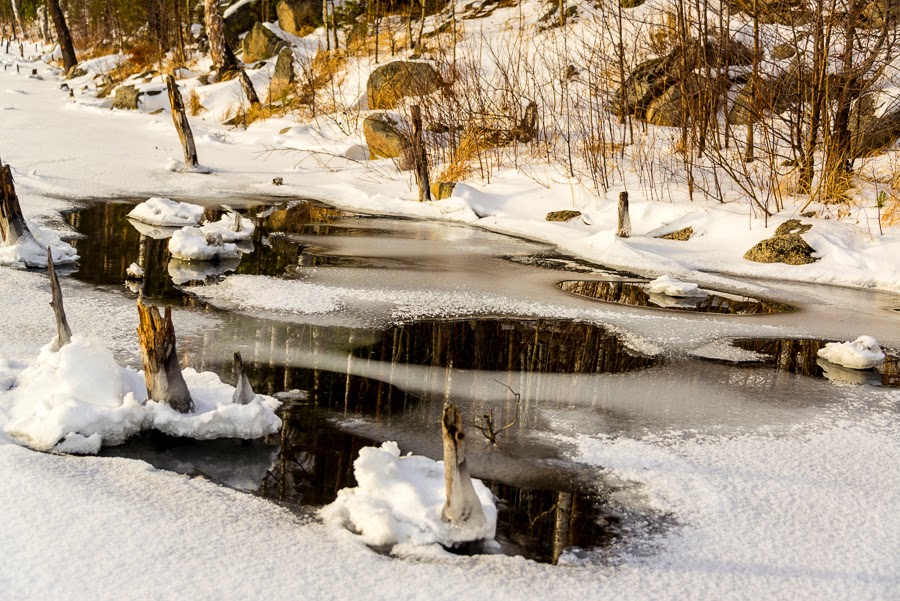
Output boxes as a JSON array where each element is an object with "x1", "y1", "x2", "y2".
[
  {"x1": 646, "y1": 275, "x2": 707, "y2": 298},
  {"x1": 146, "y1": 368, "x2": 281, "y2": 440},
  {"x1": 4, "y1": 336, "x2": 146, "y2": 453},
  {"x1": 126, "y1": 262, "x2": 144, "y2": 279},
  {"x1": 128, "y1": 197, "x2": 204, "y2": 227},
  {"x1": 0, "y1": 224, "x2": 78, "y2": 269},
  {"x1": 200, "y1": 213, "x2": 255, "y2": 242},
  {"x1": 322, "y1": 441, "x2": 497, "y2": 548},
  {"x1": 817, "y1": 336, "x2": 885, "y2": 370},
  {"x1": 169, "y1": 227, "x2": 241, "y2": 261}
]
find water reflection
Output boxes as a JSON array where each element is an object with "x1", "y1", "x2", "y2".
[{"x1": 559, "y1": 280, "x2": 793, "y2": 314}]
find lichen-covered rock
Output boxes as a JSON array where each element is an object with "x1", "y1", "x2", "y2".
[
  {"x1": 744, "y1": 222, "x2": 817, "y2": 265},
  {"x1": 366, "y1": 61, "x2": 442, "y2": 110},
  {"x1": 545, "y1": 210, "x2": 582, "y2": 222},
  {"x1": 363, "y1": 112, "x2": 409, "y2": 159},
  {"x1": 242, "y1": 22, "x2": 284, "y2": 63},
  {"x1": 112, "y1": 85, "x2": 141, "y2": 110},
  {"x1": 658, "y1": 226, "x2": 694, "y2": 241},
  {"x1": 431, "y1": 182, "x2": 457, "y2": 200}
]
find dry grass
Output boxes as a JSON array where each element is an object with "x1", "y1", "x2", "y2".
[
  {"x1": 188, "y1": 89, "x2": 205, "y2": 116},
  {"x1": 436, "y1": 127, "x2": 498, "y2": 183}
]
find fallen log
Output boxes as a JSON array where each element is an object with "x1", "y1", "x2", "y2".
[
  {"x1": 441, "y1": 403, "x2": 486, "y2": 527},
  {"x1": 0, "y1": 159, "x2": 31, "y2": 246},
  {"x1": 47, "y1": 247, "x2": 72, "y2": 348},
  {"x1": 232, "y1": 351, "x2": 255, "y2": 405},
  {"x1": 137, "y1": 300, "x2": 194, "y2": 413},
  {"x1": 165, "y1": 74, "x2": 199, "y2": 169}
]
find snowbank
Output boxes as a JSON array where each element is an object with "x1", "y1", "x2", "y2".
[
  {"x1": 817, "y1": 336, "x2": 885, "y2": 370},
  {"x1": 645, "y1": 275, "x2": 707, "y2": 298},
  {"x1": 0, "y1": 223, "x2": 78, "y2": 269},
  {"x1": 200, "y1": 213, "x2": 255, "y2": 242},
  {"x1": 127, "y1": 197, "x2": 204, "y2": 227},
  {"x1": 322, "y1": 441, "x2": 497, "y2": 548},
  {"x1": 169, "y1": 227, "x2": 241, "y2": 261}
]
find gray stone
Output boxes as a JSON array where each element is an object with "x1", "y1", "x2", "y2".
[
  {"x1": 849, "y1": 92, "x2": 900, "y2": 157},
  {"x1": 771, "y1": 42, "x2": 796, "y2": 61},
  {"x1": 645, "y1": 80, "x2": 703, "y2": 127},
  {"x1": 270, "y1": 47, "x2": 295, "y2": 97},
  {"x1": 775, "y1": 219, "x2": 812, "y2": 235},
  {"x1": 277, "y1": 0, "x2": 319, "y2": 36},
  {"x1": 242, "y1": 22, "x2": 284, "y2": 63},
  {"x1": 363, "y1": 112, "x2": 409, "y2": 159},
  {"x1": 724, "y1": 0, "x2": 809, "y2": 25},
  {"x1": 545, "y1": 210, "x2": 582, "y2": 222},
  {"x1": 431, "y1": 182, "x2": 457, "y2": 200},
  {"x1": 224, "y1": 0, "x2": 269, "y2": 43},
  {"x1": 112, "y1": 85, "x2": 141, "y2": 110},
  {"x1": 728, "y1": 68, "x2": 799, "y2": 126},
  {"x1": 366, "y1": 61, "x2": 442, "y2": 110},
  {"x1": 744, "y1": 224, "x2": 817, "y2": 265}
]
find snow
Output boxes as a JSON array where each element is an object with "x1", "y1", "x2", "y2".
[
  {"x1": 126, "y1": 262, "x2": 144, "y2": 279},
  {"x1": 817, "y1": 336, "x2": 886, "y2": 370},
  {"x1": 645, "y1": 275, "x2": 707, "y2": 298},
  {"x1": 199, "y1": 212, "x2": 255, "y2": 242},
  {"x1": 127, "y1": 197, "x2": 204, "y2": 227},
  {"x1": 0, "y1": 222, "x2": 78, "y2": 268},
  {"x1": 322, "y1": 441, "x2": 497, "y2": 548},
  {"x1": 168, "y1": 226, "x2": 241, "y2": 261}
]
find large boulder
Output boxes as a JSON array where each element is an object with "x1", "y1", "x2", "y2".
[
  {"x1": 363, "y1": 112, "x2": 409, "y2": 159},
  {"x1": 366, "y1": 61, "x2": 442, "y2": 110},
  {"x1": 270, "y1": 47, "x2": 295, "y2": 97},
  {"x1": 112, "y1": 85, "x2": 141, "y2": 110},
  {"x1": 277, "y1": 0, "x2": 319, "y2": 36},
  {"x1": 645, "y1": 80, "x2": 703, "y2": 127},
  {"x1": 744, "y1": 220, "x2": 817, "y2": 265},
  {"x1": 849, "y1": 92, "x2": 900, "y2": 157},
  {"x1": 728, "y1": 65, "x2": 800, "y2": 126},
  {"x1": 242, "y1": 22, "x2": 285, "y2": 63},
  {"x1": 724, "y1": 0, "x2": 809, "y2": 25},
  {"x1": 223, "y1": 0, "x2": 275, "y2": 44}
]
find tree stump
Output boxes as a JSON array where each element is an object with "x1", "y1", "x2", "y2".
[
  {"x1": 441, "y1": 404, "x2": 486, "y2": 527},
  {"x1": 232, "y1": 351, "x2": 255, "y2": 404},
  {"x1": 165, "y1": 75, "x2": 199, "y2": 169},
  {"x1": 137, "y1": 301, "x2": 194, "y2": 413},
  {"x1": 617, "y1": 190, "x2": 631, "y2": 238},
  {"x1": 47, "y1": 247, "x2": 72, "y2": 348},
  {"x1": 0, "y1": 160, "x2": 32, "y2": 246},
  {"x1": 411, "y1": 105, "x2": 431, "y2": 202}
]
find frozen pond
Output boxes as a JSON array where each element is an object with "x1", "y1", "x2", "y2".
[{"x1": 58, "y1": 198, "x2": 899, "y2": 563}]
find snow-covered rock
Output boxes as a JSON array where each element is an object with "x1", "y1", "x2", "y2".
[
  {"x1": 0, "y1": 224, "x2": 78, "y2": 269},
  {"x1": 817, "y1": 336, "x2": 885, "y2": 370},
  {"x1": 127, "y1": 197, "x2": 204, "y2": 227},
  {"x1": 200, "y1": 213, "x2": 255, "y2": 242},
  {"x1": 322, "y1": 441, "x2": 497, "y2": 548},
  {"x1": 169, "y1": 227, "x2": 241, "y2": 261},
  {"x1": 646, "y1": 275, "x2": 708, "y2": 298}
]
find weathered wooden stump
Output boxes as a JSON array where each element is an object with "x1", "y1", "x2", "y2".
[
  {"x1": 617, "y1": 190, "x2": 631, "y2": 238},
  {"x1": 47, "y1": 247, "x2": 72, "y2": 348},
  {"x1": 441, "y1": 403, "x2": 486, "y2": 527},
  {"x1": 165, "y1": 75, "x2": 199, "y2": 169},
  {"x1": 232, "y1": 351, "x2": 255, "y2": 404},
  {"x1": 411, "y1": 105, "x2": 431, "y2": 202},
  {"x1": 0, "y1": 159, "x2": 32, "y2": 246},
  {"x1": 137, "y1": 300, "x2": 194, "y2": 413}
]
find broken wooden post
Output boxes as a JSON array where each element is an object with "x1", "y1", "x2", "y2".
[
  {"x1": 165, "y1": 74, "x2": 199, "y2": 169},
  {"x1": 47, "y1": 247, "x2": 72, "y2": 348},
  {"x1": 0, "y1": 159, "x2": 32, "y2": 246},
  {"x1": 232, "y1": 351, "x2": 255, "y2": 404},
  {"x1": 441, "y1": 403, "x2": 486, "y2": 527},
  {"x1": 617, "y1": 190, "x2": 631, "y2": 238},
  {"x1": 231, "y1": 212, "x2": 243, "y2": 233},
  {"x1": 410, "y1": 105, "x2": 431, "y2": 202},
  {"x1": 137, "y1": 300, "x2": 194, "y2": 413}
]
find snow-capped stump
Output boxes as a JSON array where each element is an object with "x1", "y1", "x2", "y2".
[
  {"x1": 744, "y1": 219, "x2": 817, "y2": 265},
  {"x1": 817, "y1": 336, "x2": 885, "y2": 370},
  {"x1": 169, "y1": 227, "x2": 241, "y2": 261},
  {"x1": 199, "y1": 212, "x2": 255, "y2": 242},
  {"x1": 137, "y1": 301, "x2": 194, "y2": 413},
  {"x1": 646, "y1": 275, "x2": 708, "y2": 298},
  {"x1": 232, "y1": 352, "x2": 255, "y2": 405},
  {"x1": 128, "y1": 197, "x2": 204, "y2": 227},
  {"x1": 441, "y1": 403, "x2": 487, "y2": 528},
  {"x1": 126, "y1": 262, "x2": 144, "y2": 280}
]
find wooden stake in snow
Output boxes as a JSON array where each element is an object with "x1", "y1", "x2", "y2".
[
  {"x1": 0, "y1": 159, "x2": 31, "y2": 246},
  {"x1": 231, "y1": 212, "x2": 243, "y2": 233},
  {"x1": 47, "y1": 247, "x2": 72, "y2": 348},
  {"x1": 232, "y1": 351, "x2": 255, "y2": 405},
  {"x1": 165, "y1": 74, "x2": 199, "y2": 169},
  {"x1": 441, "y1": 403, "x2": 486, "y2": 527},
  {"x1": 411, "y1": 105, "x2": 431, "y2": 202},
  {"x1": 137, "y1": 300, "x2": 194, "y2": 413},
  {"x1": 617, "y1": 190, "x2": 631, "y2": 238}
]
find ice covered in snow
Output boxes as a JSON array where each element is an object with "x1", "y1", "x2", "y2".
[
  {"x1": 168, "y1": 227, "x2": 241, "y2": 261},
  {"x1": 126, "y1": 262, "x2": 144, "y2": 279},
  {"x1": 146, "y1": 368, "x2": 281, "y2": 440},
  {"x1": 200, "y1": 213, "x2": 255, "y2": 242},
  {"x1": 645, "y1": 275, "x2": 708, "y2": 298},
  {"x1": 127, "y1": 197, "x2": 204, "y2": 227},
  {"x1": 0, "y1": 223, "x2": 78, "y2": 268},
  {"x1": 322, "y1": 441, "x2": 496, "y2": 548},
  {"x1": 816, "y1": 336, "x2": 886, "y2": 370}
]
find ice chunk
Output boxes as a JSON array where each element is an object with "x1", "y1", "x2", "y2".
[
  {"x1": 646, "y1": 275, "x2": 708, "y2": 298},
  {"x1": 168, "y1": 227, "x2": 241, "y2": 261},
  {"x1": 127, "y1": 197, "x2": 204, "y2": 227},
  {"x1": 817, "y1": 336, "x2": 885, "y2": 370},
  {"x1": 322, "y1": 441, "x2": 496, "y2": 548}
]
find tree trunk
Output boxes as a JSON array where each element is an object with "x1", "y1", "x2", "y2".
[
  {"x1": 47, "y1": 0, "x2": 77, "y2": 75},
  {"x1": 137, "y1": 301, "x2": 194, "y2": 413},
  {"x1": 47, "y1": 247, "x2": 72, "y2": 348},
  {"x1": 10, "y1": 0, "x2": 24, "y2": 39},
  {"x1": 411, "y1": 105, "x2": 431, "y2": 202},
  {"x1": 165, "y1": 74, "x2": 199, "y2": 168},
  {"x1": 617, "y1": 191, "x2": 631, "y2": 238},
  {"x1": 552, "y1": 492, "x2": 573, "y2": 564},
  {"x1": 441, "y1": 404, "x2": 486, "y2": 527},
  {"x1": 232, "y1": 351, "x2": 255, "y2": 404},
  {"x1": 0, "y1": 160, "x2": 31, "y2": 246},
  {"x1": 205, "y1": 0, "x2": 236, "y2": 73}
]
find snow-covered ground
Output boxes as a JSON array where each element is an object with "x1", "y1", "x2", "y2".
[{"x1": 1, "y1": 32, "x2": 899, "y2": 601}]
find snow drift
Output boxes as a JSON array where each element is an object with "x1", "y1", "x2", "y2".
[{"x1": 817, "y1": 336, "x2": 886, "y2": 370}]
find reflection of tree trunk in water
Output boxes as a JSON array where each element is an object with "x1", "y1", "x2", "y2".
[{"x1": 552, "y1": 492, "x2": 574, "y2": 564}]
